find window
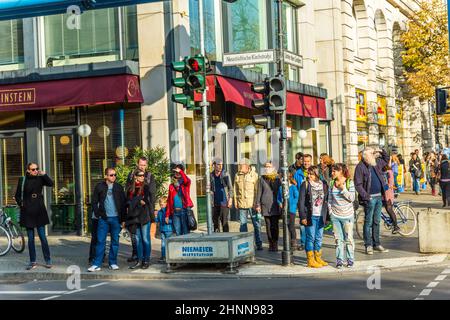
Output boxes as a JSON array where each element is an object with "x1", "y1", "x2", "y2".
[
  {"x1": 0, "y1": 19, "x2": 24, "y2": 71},
  {"x1": 189, "y1": 0, "x2": 217, "y2": 60}
]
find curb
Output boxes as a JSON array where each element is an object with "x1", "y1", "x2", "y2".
[{"x1": 1, "y1": 254, "x2": 448, "y2": 282}]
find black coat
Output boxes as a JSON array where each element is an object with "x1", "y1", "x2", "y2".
[
  {"x1": 440, "y1": 160, "x2": 450, "y2": 181},
  {"x1": 126, "y1": 184, "x2": 154, "y2": 233},
  {"x1": 91, "y1": 181, "x2": 127, "y2": 222},
  {"x1": 15, "y1": 174, "x2": 54, "y2": 228},
  {"x1": 126, "y1": 171, "x2": 156, "y2": 215},
  {"x1": 255, "y1": 175, "x2": 282, "y2": 217},
  {"x1": 298, "y1": 180, "x2": 329, "y2": 226}
]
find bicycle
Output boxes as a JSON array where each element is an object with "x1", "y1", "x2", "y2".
[
  {"x1": 0, "y1": 207, "x2": 25, "y2": 254},
  {"x1": 0, "y1": 223, "x2": 11, "y2": 256},
  {"x1": 355, "y1": 200, "x2": 417, "y2": 239}
]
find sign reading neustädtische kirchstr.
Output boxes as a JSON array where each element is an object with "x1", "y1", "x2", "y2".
[{"x1": 223, "y1": 50, "x2": 276, "y2": 66}]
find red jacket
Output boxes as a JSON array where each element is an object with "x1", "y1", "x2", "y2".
[{"x1": 166, "y1": 170, "x2": 194, "y2": 218}]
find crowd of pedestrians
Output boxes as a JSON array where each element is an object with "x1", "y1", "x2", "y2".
[{"x1": 15, "y1": 146, "x2": 448, "y2": 271}]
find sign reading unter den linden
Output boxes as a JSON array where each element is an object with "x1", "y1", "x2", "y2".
[
  {"x1": 0, "y1": 88, "x2": 36, "y2": 106},
  {"x1": 223, "y1": 50, "x2": 276, "y2": 66}
]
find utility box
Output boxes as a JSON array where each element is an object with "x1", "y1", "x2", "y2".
[
  {"x1": 165, "y1": 232, "x2": 255, "y2": 273},
  {"x1": 418, "y1": 209, "x2": 450, "y2": 253}
]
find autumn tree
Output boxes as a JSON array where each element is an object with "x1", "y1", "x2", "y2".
[{"x1": 401, "y1": 0, "x2": 449, "y2": 101}]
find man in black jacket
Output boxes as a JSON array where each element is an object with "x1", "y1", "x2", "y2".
[
  {"x1": 211, "y1": 158, "x2": 233, "y2": 232},
  {"x1": 125, "y1": 157, "x2": 156, "y2": 262},
  {"x1": 88, "y1": 168, "x2": 126, "y2": 272},
  {"x1": 354, "y1": 147, "x2": 389, "y2": 255}
]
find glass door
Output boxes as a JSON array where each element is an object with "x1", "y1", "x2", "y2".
[
  {"x1": 0, "y1": 134, "x2": 25, "y2": 223},
  {"x1": 44, "y1": 130, "x2": 78, "y2": 233}
]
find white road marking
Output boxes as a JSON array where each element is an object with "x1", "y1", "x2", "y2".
[
  {"x1": 88, "y1": 282, "x2": 108, "y2": 288},
  {"x1": 63, "y1": 289, "x2": 86, "y2": 295},
  {"x1": 414, "y1": 298, "x2": 424, "y2": 300},
  {"x1": 0, "y1": 291, "x2": 66, "y2": 295},
  {"x1": 419, "y1": 289, "x2": 432, "y2": 296},
  {"x1": 435, "y1": 275, "x2": 447, "y2": 281},
  {"x1": 40, "y1": 295, "x2": 61, "y2": 300},
  {"x1": 426, "y1": 282, "x2": 439, "y2": 288},
  {"x1": 441, "y1": 269, "x2": 450, "y2": 274}
]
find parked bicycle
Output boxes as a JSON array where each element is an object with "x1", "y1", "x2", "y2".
[
  {"x1": 355, "y1": 200, "x2": 417, "y2": 239},
  {"x1": 0, "y1": 207, "x2": 25, "y2": 256}
]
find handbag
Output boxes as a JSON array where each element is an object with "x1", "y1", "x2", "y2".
[{"x1": 187, "y1": 208, "x2": 197, "y2": 231}]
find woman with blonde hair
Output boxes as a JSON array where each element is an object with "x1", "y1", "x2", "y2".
[{"x1": 319, "y1": 154, "x2": 335, "y2": 184}]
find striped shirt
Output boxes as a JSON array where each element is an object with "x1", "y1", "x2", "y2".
[{"x1": 328, "y1": 179, "x2": 356, "y2": 218}]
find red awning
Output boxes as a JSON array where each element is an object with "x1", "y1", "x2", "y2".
[
  {"x1": 216, "y1": 76, "x2": 327, "y2": 119},
  {"x1": 0, "y1": 74, "x2": 143, "y2": 112},
  {"x1": 193, "y1": 75, "x2": 216, "y2": 102}
]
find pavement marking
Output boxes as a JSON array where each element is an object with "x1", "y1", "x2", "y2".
[
  {"x1": 88, "y1": 282, "x2": 108, "y2": 288},
  {"x1": 419, "y1": 289, "x2": 432, "y2": 296},
  {"x1": 40, "y1": 295, "x2": 61, "y2": 301},
  {"x1": 414, "y1": 298, "x2": 424, "y2": 300},
  {"x1": 0, "y1": 291, "x2": 66, "y2": 295},
  {"x1": 426, "y1": 282, "x2": 439, "y2": 288},
  {"x1": 63, "y1": 289, "x2": 86, "y2": 295},
  {"x1": 435, "y1": 275, "x2": 447, "y2": 281},
  {"x1": 442, "y1": 269, "x2": 450, "y2": 274}
]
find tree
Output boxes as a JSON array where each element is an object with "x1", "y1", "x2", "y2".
[{"x1": 401, "y1": 0, "x2": 449, "y2": 101}]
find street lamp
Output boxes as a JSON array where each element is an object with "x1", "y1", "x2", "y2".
[
  {"x1": 216, "y1": 122, "x2": 228, "y2": 135},
  {"x1": 298, "y1": 129, "x2": 307, "y2": 140},
  {"x1": 244, "y1": 125, "x2": 257, "y2": 137}
]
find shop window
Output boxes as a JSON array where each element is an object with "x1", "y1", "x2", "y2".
[
  {"x1": 44, "y1": 107, "x2": 78, "y2": 127},
  {"x1": 0, "y1": 19, "x2": 24, "y2": 71},
  {"x1": 0, "y1": 111, "x2": 25, "y2": 131},
  {"x1": 189, "y1": 0, "x2": 217, "y2": 61}
]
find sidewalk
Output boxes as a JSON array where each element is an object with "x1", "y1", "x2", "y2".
[{"x1": 0, "y1": 191, "x2": 448, "y2": 281}]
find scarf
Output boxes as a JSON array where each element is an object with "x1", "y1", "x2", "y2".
[{"x1": 129, "y1": 181, "x2": 144, "y2": 199}]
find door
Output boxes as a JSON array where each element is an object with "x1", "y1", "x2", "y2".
[
  {"x1": 44, "y1": 130, "x2": 80, "y2": 233},
  {"x1": 0, "y1": 134, "x2": 25, "y2": 223}
]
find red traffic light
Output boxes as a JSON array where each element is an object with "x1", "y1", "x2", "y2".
[{"x1": 188, "y1": 58, "x2": 201, "y2": 72}]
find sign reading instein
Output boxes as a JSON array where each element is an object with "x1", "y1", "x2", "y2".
[{"x1": 0, "y1": 88, "x2": 35, "y2": 107}]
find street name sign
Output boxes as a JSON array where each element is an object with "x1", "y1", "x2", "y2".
[
  {"x1": 223, "y1": 50, "x2": 276, "y2": 66},
  {"x1": 284, "y1": 50, "x2": 303, "y2": 68}
]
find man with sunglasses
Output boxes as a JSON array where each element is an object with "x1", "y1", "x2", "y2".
[{"x1": 88, "y1": 168, "x2": 127, "y2": 272}]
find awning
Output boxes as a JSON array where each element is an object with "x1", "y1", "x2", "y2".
[
  {"x1": 0, "y1": 74, "x2": 143, "y2": 112},
  {"x1": 216, "y1": 76, "x2": 327, "y2": 119}
]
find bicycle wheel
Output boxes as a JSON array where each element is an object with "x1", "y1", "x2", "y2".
[
  {"x1": 0, "y1": 225, "x2": 12, "y2": 256},
  {"x1": 8, "y1": 221, "x2": 25, "y2": 253},
  {"x1": 355, "y1": 210, "x2": 365, "y2": 240},
  {"x1": 394, "y1": 204, "x2": 417, "y2": 237}
]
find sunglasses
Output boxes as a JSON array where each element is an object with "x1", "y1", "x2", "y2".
[
  {"x1": 108, "y1": 174, "x2": 116, "y2": 177},
  {"x1": 30, "y1": 168, "x2": 39, "y2": 171},
  {"x1": 136, "y1": 174, "x2": 145, "y2": 177}
]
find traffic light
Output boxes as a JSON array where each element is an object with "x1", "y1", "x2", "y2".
[
  {"x1": 187, "y1": 55, "x2": 206, "y2": 92},
  {"x1": 251, "y1": 78, "x2": 270, "y2": 109},
  {"x1": 252, "y1": 114, "x2": 273, "y2": 129},
  {"x1": 171, "y1": 56, "x2": 196, "y2": 110},
  {"x1": 436, "y1": 88, "x2": 448, "y2": 115},
  {"x1": 268, "y1": 76, "x2": 286, "y2": 112}
]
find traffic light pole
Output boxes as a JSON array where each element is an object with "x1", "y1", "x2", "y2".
[
  {"x1": 276, "y1": 0, "x2": 292, "y2": 266},
  {"x1": 199, "y1": 0, "x2": 213, "y2": 235}
]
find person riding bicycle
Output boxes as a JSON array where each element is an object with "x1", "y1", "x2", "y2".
[{"x1": 382, "y1": 164, "x2": 400, "y2": 234}]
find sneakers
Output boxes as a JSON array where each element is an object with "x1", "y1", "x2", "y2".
[
  {"x1": 129, "y1": 261, "x2": 142, "y2": 269},
  {"x1": 374, "y1": 245, "x2": 389, "y2": 253},
  {"x1": 392, "y1": 225, "x2": 401, "y2": 234},
  {"x1": 347, "y1": 260, "x2": 354, "y2": 268},
  {"x1": 44, "y1": 261, "x2": 52, "y2": 269},
  {"x1": 365, "y1": 246, "x2": 374, "y2": 255},
  {"x1": 256, "y1": 245, "x2": 263, "y2": 251},
  {"x1": 127, "y1": 256, "x2": 138, "y2": 263},
  {"x1": 88, "y1": 265, "x2": 101, "y2": 272},
  {"x1": 336, "y1": 259, "x2": 344, "y2": 269},
  {"x1": 109, "y1": 264, "x2": 120, "y2": 270},
  {"x1": 141, "y1": 261, "x2": 150, "y2": 269},
  {"x1": 26, "y1": 263, "x2": 37, "y2": 270},
  {"x1": 158, "y1": 257, "x2": 166, "y2": 264}
]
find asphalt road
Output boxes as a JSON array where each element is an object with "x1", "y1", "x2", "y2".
[{"x1": 1, "y1": 264, "x2": 449, "y2": 300}]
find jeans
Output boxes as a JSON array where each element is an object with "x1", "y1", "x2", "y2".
[
  {"x1": 305, "y1": 216, "x2": 324, "y2": 252},
  {"x1": 136, "y1": 222, "x2": 151, "y2": 262},
  {"x1": 298, "y1": 225, "x2": 306, "y2": 247},
  {"x1": 411, "y1": 173, "x2": 420, "y2": 193},
  {"x1": 93, "y1": 216, "x2": 121, "y2": 267},
  {"x1": 173, "y1": 209, "x2": 189, "y2": 236},
  {"x1": 331, "y1": 215, "x2": 355, "y2": 262},
  {"x1": 363, "y1": 196, "x2": 382, "y2": 248},
  {"x1": 213, "y1": 206, "x2": 230, "y2": 232},
  {"x1": 27, "y1": 226, "x2": 51, "y2": 264},
  {"x1": 160, "y1": 231, "x2": 173, "y2": 258},
  {"x1": 393, "y1": 172, "x2": 399, "y2": 190},
  {"x1": 239, "y1": 208, "x2": 262, "y2": 247}
]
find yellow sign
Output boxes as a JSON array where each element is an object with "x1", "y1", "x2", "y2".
[
  {"x1": 397, "y1": 163, "x2": 403, "y2": 187},
  {"x1": 377, "y1": 96, "x2": 387, "y2": 126},
  {"x1": 356, "y1": 89, "x2": 367, "y2": 122},
  {"x1": 420, "y1": 163, "x2": 426, "y2": 185}
]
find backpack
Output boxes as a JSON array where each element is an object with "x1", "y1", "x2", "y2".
[{"x1": 330, "y1": 178, "x2": 359, "y2": 211}]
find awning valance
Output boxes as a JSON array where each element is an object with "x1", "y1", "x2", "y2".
[{"x1": 0, "y1": 74, "x2": 143, "y2": 112}]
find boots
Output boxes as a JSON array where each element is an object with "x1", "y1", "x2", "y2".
[
  {"x1": 314, "y1": 250, "x2": 328, "y2": 267},
  {"x1": 268, "y1": 241, "x2": 274, "y2": 252},
  {"x1": 306, "y1": 251, "x2": 322, "y2": 268}
]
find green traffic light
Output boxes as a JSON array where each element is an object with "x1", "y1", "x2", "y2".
[
  {"x1": 172, "y1": 93, "x2": 190, "y2": 105},
  {"x1": 172, "y1": 77, "x2": 186, "y2": 88}
]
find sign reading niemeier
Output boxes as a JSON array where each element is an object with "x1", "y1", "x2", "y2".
[
  {"x1": 0, "y1": 88, "x2": 36, "y2": 107},
  {"x1": 223, "y1": 50, "x2": 276, "y2": 66}
]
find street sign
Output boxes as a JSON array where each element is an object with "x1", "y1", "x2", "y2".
[
  {"x1": 284, "y1": 50, "x2": 303, "y2": 68},
  {"x1": 223, "y1": 50, "x2": 276, "y2": 66}
]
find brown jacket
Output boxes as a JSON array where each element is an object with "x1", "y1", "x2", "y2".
[{"x1": 234, "y1": 168, "x2": 259, "y2": 209}]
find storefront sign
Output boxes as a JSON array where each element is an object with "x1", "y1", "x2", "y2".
[
  {"x1": 284, "y1": 51, "x2": 303, "y2": 68},
  {"x1": 397, "y1": 164, "x2": 404, "y2": 192},
  {"x1": 377, "y1": 96, "x2": 387, "y2": 126},
  {"x1": 0, "y1": 74, "x2": 143, "y2": 112},
  {"x1": 223, "y1": 50, "x2": 276, "y2": 66},
  {"x1": 356, "y1": 89, "x2": 367, "y2": 122}
]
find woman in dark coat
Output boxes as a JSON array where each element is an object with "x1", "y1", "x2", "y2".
[
  {"x1": 255, "y1": 162, "x2": 282, "y2": 252},
  {"x1": 126, "y1": 169, "x2": 154, "y2": 269},
  {"x1": 439, "y1": 155, "x2": 450, "y2": 207},
  {"x1": 14, "y1": 163, "x2": 54, "y2": 270}
]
